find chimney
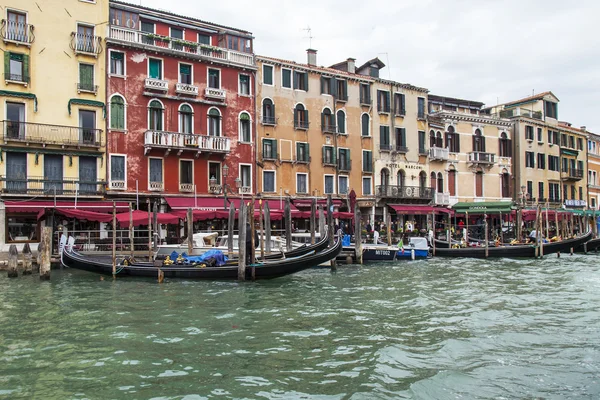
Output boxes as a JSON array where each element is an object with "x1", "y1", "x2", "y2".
[
  {"x1": 347, "y1": 58, "x2": 356, "y2": 73},
  {"x1": 581, "y1": 126, "x2": 587, "y2": 131},
  {"x1": 307, "y1": 49, "x2": 317, "y2": 66}
]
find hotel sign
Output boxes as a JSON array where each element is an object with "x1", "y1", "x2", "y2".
[
  {"x1": 565, "y1": 199, "x2": 586, "y2": 207},
  {"x1": 385, "y1": 163, "x2": 423, "y2": 170}
]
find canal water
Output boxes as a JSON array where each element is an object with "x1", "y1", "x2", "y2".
[{"x1": 1, "y1": 255, "x2": 600, "y2": 399}]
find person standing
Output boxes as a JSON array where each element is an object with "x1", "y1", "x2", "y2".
[{"x1": 373, "y1": 229, "x2": 380, "y2": 244}]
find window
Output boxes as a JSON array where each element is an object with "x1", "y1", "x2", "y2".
[
  {"x1": 208, "y1": 68, "x2": 220, "y2": 89},
  {"x1": 148, "y1": 58, "x2": 162, "y2": 79},
  {"x1": 362, "y1": 177, "x2": 372, "y2": 195},
  {"x1": 263, "y1": 171, "x2": 275, "y2": 192},
  {"x1": 320, "y1": 76, "x2": 332, "y2": 95},
  {"x1": 180, "y1": 160, "x2": 193, "y2": 186},
  {"x1": 545, "y1": 101, "x2": 558, "y2": 119},
  {"x1": 6, "y1": 102, "x2": 25, "y2": 139},
  {"x1": 472, "y1": 130, "x2": 485, "y2": 152},
  {"x1": 429, "y1": 130, "x2": 436, "y2": 148},
  {"x1": 537, "y1": 127, "x2": 543, "y2": 142},
  {"x1": 499, "y1": 132, "x2": 511, "y2": 157},
  {"x1": 437, "y1": 172, "x2": 444, "y2": 194},
  {"x1": 209, "y1": 162, "x2": 221, "y2": 185},
  {"x1": 525, "y1": 125, "x2": 534, "y2": 141},
  {"x1": 149, "y1": 158, "x2": 163, "y2": 188},
  {"x1": 141, "y1": 21, "x2": 154, "y2": 45},
  {"x1": 224, "y1": 35, "x2": 252, "y2": 53},
  {"x1": 5, "y1": 11, "x2": 28, "y2": 43},
  {"x1": 417, "y1": 97, "x2": 425, "y2": 119},
  {"x1": 579, "y1": 186, "x2": 583, "y2": 200},
  {"x1": 418, "y1": 131, "x2": 426, "y2": 154},
  {"x1": 5, "y1": 52, "x2": 28, "y2": 83},
  {"x1": 338, "y1": 176, "x2": 349, "y2": 195},
  {"x1": 361, "y1": 114, "x2": 370, "y2": 137},
  {"x1": 262, "y1": 99, "x2": 276, "y2": 125},
  {"x1": 577, "y1": 138, "x2": 583, "y2": 150},
  {"x1": 322, "y1": 146, "x2": 335, "y2": 165},
  {"x1": 148, "y1": 100, "x2": 163, "y2": 130},
  {"x1": 592, "y1": 198, "x2": 597, "y2": 209},
  {"x1": 239, "y1": 74, "x2": 250, "y2": 95},
  {"x1": 324, "y1": 175, "x2": 334, "y2": 194},
  {"x1": 179, "y1": 104, "x2": 193, "y2": 134},
  {"x1": 448, "y1": 168, "x2": 456, "y2": 196},
  {"x1": 396, "y1": 128, "x2": 407, "y2": 151},
  {"x1": 110, "y1": 51, "x2": 124, "y2": 76},
  {"x1": 538, "y1": 182, "x2": 545, "y2": 200},
  {"x1": 537, "y1": 153, "x2": 546, "y2": 170},
  {"x1": 569, "y1": 136, "x2": 575, "y2": 149},
  {"x1": 571, "y1": 185, "x2": 576, "y2": 200},
  {"x1": 208, "y1": 108, "x2": 221, "y2": 136},
  {"x1": 362, "y1": 150, "x2": 372, "y2": 172},
  {"x1": 379, "y1": 126, "x2": 390, "y2": 150},
  {"x1": 170, "y1": 27, "x2": 183, "y2": 50},
  {"x1": 563, "y1": 184, "x2": 568, "y2": 200},
  {"x1": 475, "y1": 171, "x2": 483, "y2": 197},
  {"x1": 293, "y1": 71, "x2": 308, "y2": 91},
  {"x1": 79, "y1": 110, "x2": 96, "y2": 144},
  {"x1": 240, "y1": 165, "x2": 251, "y2": 189},
  {"x1": 262, "y1": 64, "x2": 273, "y2": 85},
  {"x1": 338, "y1": 148, "x2": 351, "y2": 171},
  {"x1": 577, "y1": 160, "x2": 584, "y2": 172},
  {"x1": 179, "y1": 63, "x2": 192, "y2": 84},
  {"x1": 239, "y1": 113, "x2": 251, "y2": 142},
  {"x1": 296, "y1": 173, "x2": 308, "y2": 194},
  {"x1": 562, "y1": 158, "x2": 568, "y2": 173},
  {"x1": 561, "y1": 134, "x2": 567, "y2": 147},
  {"x1": 110, "y1": 95, "x2": 125, "y2": 130},
  {"x1": 79, "y1": 63, "x2": 95, "y2": 92},
  {"x1": 198, "y1": 33, "x2": 211, "y2": 45},
  {"x1": 445, "y1": 126, "x2": 460, "y2": 153},
  {"x1": 262, "y1": 139, "x2": 277, "y2": 160},
  {"x1": 527, "y1": 181, "x2": 533, "y2": 199},
  {"x1": 360, "y1": 83, "x2": 371, "y2": 104},
  {"x1": 377, "y1": 90, "x2": 390, "y2": 113},
  {"x1": 76, "y1": 24, "x2": 95, "y2": 53},
  {"x1": 549, "y1": 183, "x2": 560, "y2": 202},
  {"x1": 549, "y1": 155, "x2": 560, "y2": 171},
  {"x1": 525, "y1": 151, "x2": 535, "y2": 168},
  {"x1": 110, "y1": 155, "x2": 126, "y2": 187},
  {"x1": 337, "y1": 110, "x2": 346, "y2": 134},
  {"x1": 336, "y1": 79, "x2": 348, "y2": 101},
  {"x1": 294, "y1": 104, "x2": 309, "y2": 129},
  {"x1": 281, "y1": 68, "x2": 292, "y2": 88},
  {"x1": 321, "y1": 108, "x2": 335, "y2": 133},
  {"x1": 296, "y1": 142, "x2": 310, "y2": 162},
  {"x1": 394, "y1": 93, "x2": 406, "y2": 115}
]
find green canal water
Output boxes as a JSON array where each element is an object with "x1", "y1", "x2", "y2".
[{"x1": 1, "y1": 256, "x2": 600, "y2": 399}]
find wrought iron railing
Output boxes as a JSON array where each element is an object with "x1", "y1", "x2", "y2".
[
  {"x1": 3, "y1": 73, "x2": 29, "y2": 84},
  {"x1": 1, "y1": 120, "x2": 103, "y2": 147},
  {"x1": 294, "y1": 120, "x2": 309, "y2": 130},
  {"x1": 565, "y1": 168, "x2": 584, "y2": 180},
  {"x1": 0, "y1": 176, "x2": 105, "y2": 195},
  {"x1": 322, "y1": 123, "x2": 336, "y2": 134},
  {"x1": 261, "y1": 116, "x2": 277, "y2": 126},
  {"x1": 77, "y1": 83, "x2": 98, "y2": 94},
  {"x1": 0, "y1": 20, "x2": 35, "y2": 44},
  {"x1": 376, "y1": 185, "x2": 434, "y2": 200},
  {"x1": 70, "y1": 32, "x2": 103, "y2": 55}
]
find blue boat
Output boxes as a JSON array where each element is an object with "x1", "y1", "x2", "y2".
[{"x1": 362, "y1": 237, "x2": 430, "y2": 261}]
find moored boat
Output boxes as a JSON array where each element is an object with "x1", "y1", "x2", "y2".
[{"x1": 362, "y1": 237, "x2": 430, "y2": 261}]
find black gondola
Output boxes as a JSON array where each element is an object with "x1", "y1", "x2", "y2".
[
  {"x1": 61, "y1": 236, "x2": 342, "y2": 280},
  {"x1": 433, "y1": 231, "x2": 592, "y2": 258},
  {"x1": 575, "y1": 237, "x2": 600, "y2": 253}
]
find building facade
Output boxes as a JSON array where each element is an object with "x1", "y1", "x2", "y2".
[
  {"x1": 0, "y1": 0, "x2": 109, "y2": 244},
  {"x1": 588, "y1": 130, "x2": 600, "y2": 210},
  {"x1": 105, "y1": 0, "x2": 256, "y2": 209}
]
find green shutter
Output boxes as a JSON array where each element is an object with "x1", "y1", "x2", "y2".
[
  {"x1": 303, "y1": 72, "x2": 308, "y2": 91},
  {"x1": 306, "y1": 143, "x2": 310, "y2": 160},
  {"x1": 282, "y1": 69, "x2": 291, "y2": 87},
  {"x1": 304, "y1": 110, "x2": 309, "y2": 125},
  {"x1": 342, "y1": 80, "x2": 348, "y2": 100},
  {"x1": 4, "y1": 52, "x2": 9, "y2": 75},
  {"x1": 332, "y1": 79, "x2": 338, "y2": 98},
  {"x1": 401, "y1": 128, "x2": 406, "y2": 146},
  {"x1": 386, "y1": 92, "x2": 391, "y2": 111},
  {"x1": 273, "y1": 139, "x2": 278, "y2": 159},
  {"x1": 332, "y1": 147, "x2": 337, "y2": 164},
  {"x1": 346, "y1": 149, "x2": 351, "y2": 165},
  {"x1": 22, "y1": 54, "x2": 29, "y2": 81},
  {"x1": 322, "y1": 146, "x2": 326, "y2": 163},
  {"x1": 320, "y1": 76, "x2": 326, "y2": 94},
  {"x1": 321, "y1": 112, "x2": 325, "y2": 130}
]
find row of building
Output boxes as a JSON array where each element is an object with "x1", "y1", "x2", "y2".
[{"x1": 0, "y1": 0, "x2": 598, "y2": 244}]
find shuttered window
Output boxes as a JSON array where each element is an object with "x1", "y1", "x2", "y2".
[
  {"x1": 110, "y1": 96, "x2": 125, "y2": 130},
  {"x1": 263, "y1": 64, "x2": 273, "y2": 85}
]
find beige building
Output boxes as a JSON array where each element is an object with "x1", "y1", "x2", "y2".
[
  {"x1": 429, "y1": 95, "x2": 513, "y2": 205},
  {"x1": 587, "y1": 130, "x2": 600, "y2": 210}
]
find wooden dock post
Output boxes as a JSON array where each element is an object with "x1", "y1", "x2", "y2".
[
  {"x1": 354, "y1": 207, "x2": 362, "y2": 264},
  {"x1": 238, "y1": 202, "x2": 247, "y2": 281},
  {"x1": 264, "y1": 202, "x2": 271, "y2": 254},
  {"x1": 112, "y1": 202, "x2": 117, "y2": 277},
  {"x1": 7, "y1": 244, "x2": 18, "y2": 278},
  {"x1": 318, "y1": 205, "x2": 325, "y2": 239},
  {"x1": 35, "y1": 243, "x2": 41, "y2": 274},
  {"x1": 147, "y1": 199, "x2": 152, "y2": 261},
  {"x1": 534, "y1": 204, "x2": 540, "y2": 258},
  {"x1": 465, "y1": 211, "x2": 470, "y2": 244},
  {"x1": 249, "y1": 196, "x2": 256, "y2": 266},
  {"x1": 310, "y1": 198, "x2": 316, "y2": 245},
  {"x1": 259, "y1": 199, "x2": 264, "y2": 260},
  {"x1": 545, "y1": 206, "x2": 549, "y2": 240},
  {"x1": 187, "y1": 208, "x2": 193, "y2": 256},
  {"x1": 431, "y1": 211, "x2": 436, "y2": 256},
  {"x1": 228, "y1": 203, "x2": 235, "y2": 257},
  {"x1": 129, "y1": 203, "x2": 134, "y2": 259},
  {"x1": 539, "y1": 205, "x2": 544, "y2": 258},
  {"x1": 285, "y1": 197, "x2": 292, "y2": 252},
  {"x1": 22, "y1": 243, "x2": 32, "y2": 275},
  {"x1": 484, "y1": 219, "x2": 489, "y2": 259},
  {"x1": 327, "y1": 194, "x2": 336, "y2": 270},
  {"x1": 386, "y1": 214, "x2": 392, "y2": 246},
  {"x1": 40, "y1": 227, "x2": 51, "y2": 280}
]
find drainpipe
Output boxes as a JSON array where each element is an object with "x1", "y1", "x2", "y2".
[{"x1": 251, "y1": 69, "x2": 258, "y2": 199}]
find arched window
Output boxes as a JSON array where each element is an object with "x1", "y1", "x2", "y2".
[
  {"x1": 448, "y1": 167, "x2": 456, "y2": 196},
  {"x1": 262, "y1": 99, "x2": 275, "y2": 124},
  {"x1": 336, "y1": 110, "x2": 346, "y2": 134},
  {"x1": 419, "y1": 171, "x2": 427, "y2": 190},
  {"x1": 381, "y1": 168, "x2": 389, "y2": 187},
  {"x1": 110, "y1": 95, "x2": 125, "y2": 130},
  {"x1": 473, "y1": 128, "x2": 485, "y2": 152},
  {"x1": 499, "y1": 132, "x2": 511, "y2": 157},
  {"x1": 430, "y1": 171, "x2": 437, "y2": 191},
  {"x1": 437, "y1": 172, "x2": 443, "y2": 193},
  {"x1": 148, "y1": 100, "x2": 163, "y2": 131},
  {"x1": 361, "y1": 114, "x2": 370, "y2": 137},
  {"x1": 501, "y1": 169, "x2": 510, "y2": 198},
  {"x1": 445, "y1": 126, "x2": 458, "y2": 153},
  {"x1": 475, "y1": 169, "x2": 484, "y2": 197},
  {"x1": 294, "y1": 104, "x2": 308, "y2": 129},
  {"x1": 239, "y1": 112, "x2": 251, "y2": 142},
  {"x1": 397, "y1": 169, "x2": 405, "y2": 188},
  {"x1": 429, "y1": 130, "x2": 436, "y2": 147},
  {"x1": 436, "y1": 131, "x2": 443, "y2": 148},
  {"x1": 321, "y1": 108, "x2": 334, "y2": 132},
  {"x1": 178, "y1": 104, "x2": 193, "y2": 134},
  {"x1": 208, "y1": 108, "x2": 221, "y2": 136}
]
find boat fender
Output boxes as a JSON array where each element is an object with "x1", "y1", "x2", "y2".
[
  {"x1": 163, "y1": 255, "x2": 174, "y2": 266},
  {"x1": 452, "y1": 244, "x2": 460, "y2": 249}
]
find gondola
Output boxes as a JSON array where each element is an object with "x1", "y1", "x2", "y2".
[
  {"x1": 433, "y1": 230, "x2": 592, "y2": 258},
  {"x1": 61, "y1": 235, "x2": 342, "y2": 280},
  {"x1": 575, "y1": 236, "x2": 600, "y2": 253}
]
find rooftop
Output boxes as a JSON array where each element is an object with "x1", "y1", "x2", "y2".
[{"x1": 428, "y1": 94, "x2": 485, "y2": 108}]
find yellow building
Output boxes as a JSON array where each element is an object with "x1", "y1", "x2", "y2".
[
  {"x1": 255, "y1": 51, "x2": 375, "y2": 215},
  {"x1": 0, "y1": 0, "x2": 108, "y2": 245}
]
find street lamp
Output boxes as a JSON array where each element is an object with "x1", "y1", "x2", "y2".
[
  {"x1": 222, "y1": 165, "x2": 229, "y2": 210},
  {"x1": 235, "y1": 177, "x2": 242, "y2": 202}
]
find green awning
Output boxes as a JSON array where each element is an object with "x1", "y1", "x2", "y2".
[
  {"x1": 452, "y1": 201, "x2": 515, "y2": 214},
  {"x1": 0, "y1": 90, "x2": 38, "y2": 112},
  {"x1": 68, "y1": 99, "x2": 106, "y2": 119},
  {"x1": 561, "y1": 148, "x2": 579, "y2": 157},
  {"x1": 0, "y1": 147, "x2": 102, "y2": 157}
]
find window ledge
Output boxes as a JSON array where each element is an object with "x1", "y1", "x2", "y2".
[
  {"x1": 109, "y1": 129, "x2": 128, "y2": 134},
  {"x1": 5, "y1": 79, "x2": 28, "y2": 87},
  {"x1": 361, "y1": 135, "x2": 371, "y2": 138},
  {"x1": 109, "y1": 74, "x2": 126, "y2": 80},
  {"x1": 360, "y1": 102, "x2": 371, "y2": 107},
  {"x1": 238, "y1": 141, "x2": 252, "y2": 145},
  {"x1": 336, "y1": 98, "x2": 348, "y2": 103},
  {"x1": 238, "y1": 93, "x2": 252, "y2": 98},
  {"x1": 378, "y1": 111, "x2": 390, "y2": 115}
]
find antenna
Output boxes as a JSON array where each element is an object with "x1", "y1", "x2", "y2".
[{"x1": 303, "y1": 26, "x2": 314, "y2": 48}]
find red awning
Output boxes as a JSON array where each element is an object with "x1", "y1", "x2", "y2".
[
  {"x1": 293, "y1": 199, "x2": 343, "y2": 207},
  {"x1": 53, "y1": 209, "x2": 115, "y2": 223},
  {"x1": 388, "y1": 204, "x2": 453, "y2": 215},
  {"x1": 6, "y1": 200, "x2": 130, "y2": 214},
  {"x1": 165, "y1": 197, "x2": 296, "y2": 212},
  {"x1": 115, "y1": 210, "x2": 181, "y2": 227},
  {"x1": 522, "y1": 209, "x2": 567, "y2": 222}
]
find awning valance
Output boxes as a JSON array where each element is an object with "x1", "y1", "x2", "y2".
[
  {"x1": 53, "y1": 208, "x2": 114, "y2": 222},
  {"x1": 165, "y1": 197, "x2": 297, "y2": 212},
  {"x1": 452, "y1": 201, "x2": 514, "y2": 214},
  {"x1": 0, "y1": 90, "x2": 38, "y2": 112},
  {"x1": 116, "y1": 210, "x2": 180, "y2": 227},
  {"x1": 68, "y1": 99, "x2": 106, "y2": 119},
  {"x1": 293, "y1": 199, "x2": 343, "y2": 207},
  {"x1": 388, "y1": 204, "x2": 453, "y2": 215},
  {"x1": 5, "y1": 200, "x2": 129, "y2": 214}
]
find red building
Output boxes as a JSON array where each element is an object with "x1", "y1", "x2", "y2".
[{"x1": 105, "y1": 0, "x2": 256, "y2": 209}]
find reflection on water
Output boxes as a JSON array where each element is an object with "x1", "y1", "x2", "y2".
[{"x1": 1, "y1": 255, "x2": 600, "y2": 399}]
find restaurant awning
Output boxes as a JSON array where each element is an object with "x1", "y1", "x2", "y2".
[
  {"x1": 452, "y1": 201, "x2": 514, "y2": 214},
  {"x1": 293, "y1": 199, "x2": 343, "y2": 207},
  {"x1": 5, "y1": 200, "x2": 130, "y2": 214},
  {"x1": 388, "y1": 205, "x2": 453, "y2": 215},
  {"x1": 53, "y1": 209, "x2": 114, "y2": 223},
  {"x1": 116, "y1": 210, "x2": 181, "y2": 227},
  {"x1": 165, "y1": 197, "x2": 297, "y2": 212}
]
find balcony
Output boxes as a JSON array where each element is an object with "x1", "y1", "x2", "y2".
[
  {"x1": 379, "y1": 143, "x2": 392, "y2": 152},
  {"x1": 322, "y1": 123, "x2": 336, "y2": 134},
  {"x1": 2, "y1": 121, "x2": 103, "y2": 148},
  {"x1": 0, "y1": 176, "x2": 105, "y2": 196},
  {"x1": 338, "y1": 160, "x2": 351, "y2": 172},
  {"x1": 149, "y1": 181, "x2": 164, "y2": 192},
  {"x1": 322, "y1": 157, "x2": 336, "y2": 166},
  {"x1": 4, "y1": 73, "x2": 29, "y2": 86},
  {"x1": 429, "y1": 146, "x2": 449, "y2": 161},
  {"x1": 434, "y1": 192, "x2": 450, "y2": 205},
  {"x1": 294, "y1": 120, "x2": 309, "y2": 130},
  {"x1": 563, "y1": 168, "x2": 584, "y2": 181},
  {"x1": 498, "y1": 108, "x2": 543, "y2": 120},
  {"x1": 109, "y1": 180, "x2": 126, "y2": 190},
  {"x1": 180, "y1": 183, "x2": 194, "y2": 192},
  {"x1": 204, "y1": 87, "x2": 226, "y2": 101},
  {"x1": 145, "y1": 78, "x2": 168, "y2": 91},
  {"x1": 376, "y1": 185, "x2": 434, "y2": 201},
  {"x1": 77, "y1": 83, "x2": 98, "y2": 95},
  {"x1": 1, "y1": 20, "x2": 35, "y2": 46},
  {"x1": 240, "y1": 186, "x2": 252, "y2": 195},
  {"x1": 396, "y1": 145, "x2": 408, "y2": 154},
  {"x1": 144, "y1": 130, "x2": 230, "y2": 156},
  {"x1": 261, "y1": 116, "x2": 277, "y2": 126},
  {"x1": 468, "y1": 152, "x2": 495, "y2": 165},
  {"x1": 176, "y1": 83, "x2": 199, "y2": 96},
  {"x1": 107, "y1": 26, "x2": 255, "y2": 68},
  {"x1": 70, "y1": 32, "x2": 103, "y2": 56}
]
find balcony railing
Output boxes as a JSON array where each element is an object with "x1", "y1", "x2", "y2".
[
  {"x1": 180, "y1": 183, "x2": 194, "y2": 192},
  {"x1": 4, "y1": 73, "x2": 29, "y2": 85},
  {"x1": 204, "y1": 87, "x2": 226, "y2": 100},
  {"x1": 429, "y1": 146, "x2": 449, "y2": 161},
  {"x1": 149, "y1": 181, "x2": 164, "y2": 192},
  {"x1": 144, "y1": 130, "x2": 230, "y2": 156},
  {"x1": 294, "y1": 120, "x2": 309, "y2": 130},
  {"x1": 176, "y1": 83, "x2": 199, "y2": 96},
  {"x1": 109, "y1": 180, "x2": 126, "y2": 190},
  {"x1": 108, "y1": 26, "x2": 255, "y2": 68},
  {"x1": 322, "y1": 123, "x2": 336, "y2": 134},
  {"x1": 322, "y1": 157, "x2": 336, "y2": 166},
  {"x1": 396, "y1": 145, "x2": 408, "y2": 153},
  {"x1": 261, "y1": 116, "x2": 277, "y2": 126},
  {"x1": 434, "y1": 192, "x2": 450, "y2": 205},
  {"x1": 376, "y1": 185, "x2": 434, "y2": 200},
  {"x1": 498, "y1": 108, "x2": 543, "y2": 120},
  {"x1": 379, "y1": 143, "x2": 392, "y2": 152},
  {"x1": 2, "y1": 120, "x2": 103, "y2": 147},
  {"x1": 240, "y1": 186, "x2": 252, "y2": 194},
  {"x1": 262, "y1": 151, "x2": 277, "y2": 160},
  {"x1": 70, "y1": 32, "x2": 103, "y2": 56},
  {"x1": 468, "y1": 151, "x2": 495, "y2": 164},
  {"x1": 145, "y1": 78, "x2": 168, "y2": 91},
  {"x1": 0, "y1": 176, "x2": 105, "y2": 196},
  {"x1": 338, "y1": 160, "x2": 351, "y2": 171},
  {"x1": 564, "y1": 168, "x2": 584, "y2": 181},
  {"x1": 77, "y1": 83, "x2": 98, "y2": 94},
  {"x1": 1, "y1": 20, "x2": 35, "y2": 45}
]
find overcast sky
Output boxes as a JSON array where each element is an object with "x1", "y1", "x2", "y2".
[{"x1": 134, "y1": 0, "x2": 599, "y2": 133}]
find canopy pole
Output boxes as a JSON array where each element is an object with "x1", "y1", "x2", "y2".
[
  {"x1": 555, "y1": 209, "x2": 559, "y2": 239},
  {"x1": 354, "y1": 207, "x2": 362, "y2": 264},
  {"x1": 187, "y1": 208, "x2": 193, "y2": 256},
  {"x1": 264, "y1": 202, "x2": 271, "y2": 254},
  {"x1": 147, "y1": 199, "x2": 152, "y2": 262},
  {"x1": 484, "y1": 217, "x2": 489, "y2": 258},
  {"x1": 545, "y1": 204, "x2": 549, "y2": 239},
  {"x1": 259, "y1": 199, "x2": 264, "y2": 261},
  {"x1": 534, "y1": 204, "x2": 540, "y2": 258},
  {"x1": 310, "y1": 198, "x2": 316, "y2": 245},
  {"x1": 112, "y1": 202, "x2": 117, "y2": 277},
  {"x1": 499, "y1": 212, "x2": 504, "y2": 245},
  {"x1": 129, "y1": 203, "x2": 134, "y2": 259},
  {"x1": 465, "y1": 211, "x2": 469, "y2": 244},
  {"x1": 431, "y1": 211, "x2": 436, "y2": 256},
  {"x1": 228, "y1": 203, "x2": 235, "y2": 257},
  {"x1": 238, "y1": 202, "x2": 247, "y2": 281},
  {"x1": 539, "y1": 205, "x2": 544, "y2": 258}
]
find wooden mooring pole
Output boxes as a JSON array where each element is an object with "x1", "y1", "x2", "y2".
[
  {"x1": 327, "y1": 194, "x2": 336, "y2": 270},
  {"x1": 354, "y1": 207, "x2": 362, "y2": 264},
  {"x1": 22, "y1": 243, "x2": 32, "y2": 275},
  {"x1": 187, "y1": 208, "x2": 193, "y2": 256},
  {"x1": 228, "y1": 203, "x2": 235, "y2": 258},
  {"x1": 310, "y1": 198, "x2": 316, "y2": 245},
  {"x1": 7, "y1": 244, "x2": 18, "y2": 278},
  {"x1": 250, "y1": 197, "x2": 256, "y2": 280},
  {"x1": 112, "y1": 202, "x2": 117, "y2": 277},
  {"x1": 40, "y1": 227, "x2": 51, "y2": 280},
  {"x1": 147, "y1": 199, "x2": 152, "y2": 262},
  {"x1": 129, "y1": 203, "x2": 134, "y2": 260},
  {"x1": 238, "y1": 202, "x2": 247, "y2": 281},
  {"x1": 264, "y1": 202, "x2": 271, "y2": 254}
]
